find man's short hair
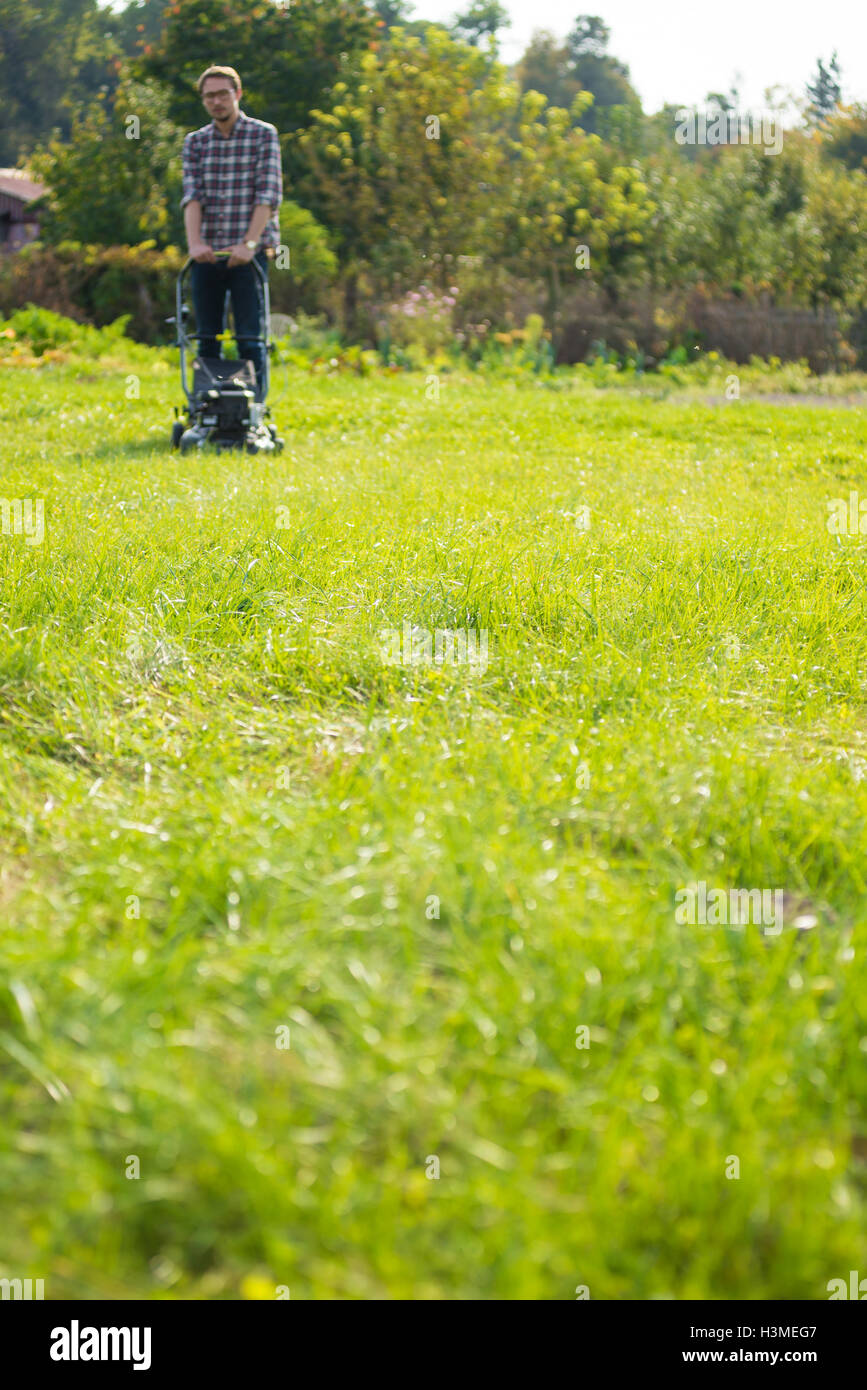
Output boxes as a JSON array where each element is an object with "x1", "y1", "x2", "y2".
[{"x1": 197, "y1": 65, "x2": 241, "y2": 95}]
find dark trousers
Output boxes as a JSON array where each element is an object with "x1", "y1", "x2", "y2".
[{"x1": 191, "y1": 248, "x2": 269, "y2": 400}]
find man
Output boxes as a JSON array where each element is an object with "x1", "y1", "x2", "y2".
[{"x1": 181, "y1": 65, "x2": 282, "y2": 401}]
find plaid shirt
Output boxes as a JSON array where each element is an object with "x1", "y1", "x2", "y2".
[{"x1": 181, "y1": 111, "x2": 282, "y2": 250}]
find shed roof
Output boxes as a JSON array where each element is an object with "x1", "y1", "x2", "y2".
[{"x1": 0, "y1": 169, "x2": 47, "y2": 202}]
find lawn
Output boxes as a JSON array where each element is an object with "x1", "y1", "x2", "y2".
[{"x1": 1, "y1": 353, "x2": 867, "y2": 1298}]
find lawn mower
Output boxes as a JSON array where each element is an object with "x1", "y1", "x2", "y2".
[{"x1": 168, "y1": 252, "x2": 284, "y2": 455}]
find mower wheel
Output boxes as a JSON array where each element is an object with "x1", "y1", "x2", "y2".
[{"x1": 171, "y1": 421, "x2": 185, "y2": 449}]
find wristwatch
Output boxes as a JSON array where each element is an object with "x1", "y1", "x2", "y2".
[{"x1": 245, "y1": 240, "x2": 257, "y2": 250}]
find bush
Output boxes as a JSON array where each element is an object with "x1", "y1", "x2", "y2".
[
  {"x1": 0, "y1": 217, "x2": 338, "y2": 345},
  {"x1": 265, "y1": 203, "x2": 339, "y2": 317},
  {"x1": 0, "y1": 304, "x2": 129, "y2": 356},
  {"x1": 0, "y1": 303, "x2": 166, "y2": 369},
  {"x1": 0, "y1": 241, "x2": 184, "y2": 343},
  {"x1": 377, "y1": 284, "x2": 460, "y2": 360}
]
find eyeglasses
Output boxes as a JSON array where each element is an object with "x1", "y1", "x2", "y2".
[{"x1": 202, "y1": 88, "x2": 235, "y2": 102}]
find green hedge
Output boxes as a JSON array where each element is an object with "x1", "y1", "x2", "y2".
[
  {"x1": 0, "y1": 241, "x2": 184, "y2": 344},
  {"x1": 0, "y1": 219, "x2": 338, "y2": 344}
]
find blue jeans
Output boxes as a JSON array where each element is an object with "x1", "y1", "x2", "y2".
[{"x1": 191, "y1": 248, "x2": 269, "y2": 400}]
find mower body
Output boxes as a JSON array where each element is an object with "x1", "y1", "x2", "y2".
[{"x1": 170, "y1": 256, "x2": 284, "y2": 456}]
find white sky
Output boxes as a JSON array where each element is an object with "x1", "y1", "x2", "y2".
[{"x1": 416, "y1": 0, "x2": 867, "y2": 117}]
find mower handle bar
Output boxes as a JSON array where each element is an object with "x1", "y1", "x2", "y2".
[{"x1": 174, "y1": 252, "x2": 273, "y2": 403}]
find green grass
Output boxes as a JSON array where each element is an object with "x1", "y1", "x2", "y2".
[{"x1": 2, "y1": 354, "x2": 867, "y2": 1299}]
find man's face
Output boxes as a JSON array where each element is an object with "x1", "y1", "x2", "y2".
[{"x1": 201, "y1": 78, "x2": 240, "y2": 125}]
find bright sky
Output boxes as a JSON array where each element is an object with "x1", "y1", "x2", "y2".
[{"x1": 416, "y1": 0, "x2": 867, "y2": 117}]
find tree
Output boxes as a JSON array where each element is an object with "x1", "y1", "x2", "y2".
[
  {"x1": 490, "y1": 88, "x2": 652, "y2": 320},
  {"x1": 101, "y1": 0, "x2": 173, "y2": 57},
  {"x1": 516, "y1": 16, "x2": 641, "y2": 136},
  {"x1": 0, "y1": 0, "x2": 118, "y2": 164},
  {"x1": 291, "y1": 29, "x2": 652, "y2": 337},
  {"x1": 564, "y1": 14, "x2": 641, "y2": 135},
  {"x1": 566, "y1": 15, "x2": 610, "y2": 60},
  {"x1": 372, "y1": 0, "x2": 414, "y2": 26},
  {"x1": 515, "y1": 31, "x2": 580, "y2": 112},
  {"x1": 803, "y1": 157, "x2": 867, "y2": 308},
  {"x1": 134, "y1": 0, "x2": 376, "y2": 147},
  {"x1": 451, "y1": 1, "x2": 510, "y2": 47},
  {"x1": 291, "y1": 29, "x2": 508, "y2": 330},
  {"x1": 824, "y1": 104, "x2": 867, "y2": 174},
  {"x1": 806, "y1": 52, "x2": 842, "y2": 124},
  {"x1": 28, "y1": 76, "x2": 187, "y2": 247},
  {"x1": 705, "y1": 77, "x2": 742, "y2": 113},
  {"x1": 635, "y1": 128, "x2": 867, "y2": 313}
]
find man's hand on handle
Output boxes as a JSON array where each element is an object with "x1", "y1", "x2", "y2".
[
  {"x1": 226, "y1": 242, "x2": 257, "y2": 268},
  {"x1": 187, "y1": 240, "x2": 258, "y2": 267}
]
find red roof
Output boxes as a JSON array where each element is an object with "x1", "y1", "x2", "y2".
[{"x1": 0, "y1": 169, "x2": 47, "y2": 202}]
